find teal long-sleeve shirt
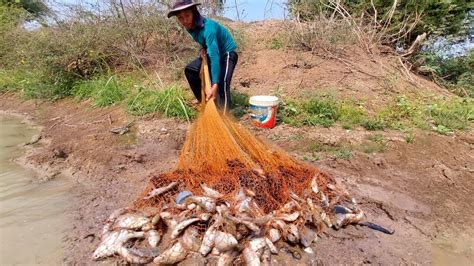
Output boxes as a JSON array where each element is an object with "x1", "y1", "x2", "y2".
[{"x1": 187, "y1": 18, "x2": 237, "y2": 85}]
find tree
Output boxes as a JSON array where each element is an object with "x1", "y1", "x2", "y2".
[{"x1": 0, "y1": 0, "x2": 49, "y2": 18}]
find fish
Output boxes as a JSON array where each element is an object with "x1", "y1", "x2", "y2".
[
  {"x1": 217, "y1": 250, "x2": 238, "y2": 266},
  {"x1": 300, "y1": 226, "x2": 317, "y2": 247},
  {"x1": 153, "y1": 241, "x2": 188, "y2": 265},
  {"x1": 144, "y1": 181, "x2": 178, "y2": 200},
  {"x1": 320, "y1": 191, "x2": 329, "y2": 207},
  {"x1": 171, "y1": 218, "x2": 201, "y2": 239},
  {"x1": 224, "y1": 214, "x2": 261, "y2": 234},
  {"x1": 201, "y1": 183, "x2": 223, "y2": 198},
  {"x1": 160, "y1": 211, "x2": 177, "y2": 228},
  {"x1": 242, "y1": 243, "x2": 261, "y2": 266},
  {"x1": 280, "y1": 200, "x2": 300, "y2": 213},
  {"x1": 249, "y1": 237, "x2": 267, "y2": 252},
  {"x1": 321, "y1": 212, "x2": 333, "y2": 228},
  {"x1": 287, "y1": 224, "x2": 300, "y2": 243},
  {"x1": 334, "y1": 211, "x2": 365, "y2": 229},
  {"x1": 92, "y1": 230, "x2": 145, "y2": 260},
  {"x1": 289, "y1": 192, "x2": 304, "y2": 203},
  {"x1": 276, "y1": 211, "x2": 300, "y2": 222},
  {"x1": 265, "y1": 238, "x2": 278, "y2": 254},
  {"x1": 181, "y1": 227, "x2": 201, "y2": 252},
  {"x1": 185, "y1": 196, "x2": 216, "y2": 213},
  {"x1": 113, "y1": 213, "x2": 149, "y2": 230},
  {"x1": 117, "y1": 246, "x2": 153, "y2": 264},
  {"x1": 101, "y1": 208, "x2": 128, "y2": 235},
  {"x1": 151, "y1": 213, "x2": 161, "y2": 225},
  {"x1": 261, "y1": 247, "x2": 272, "y2": 266},
  {"x1": 141, "y1": 223, "x2": 154, "y2": 231},
  {"x1": 199, "y1": 217, "x2": 221, "y2": 256},
  {"x1": 214, "y1": 231, "x2": 238, "y2": 252},
  {"x1": 267, "y1": 228, "x2": 281, "y2": 243},
  {"x1": 199, "y1": 212, "x2": 212, "y2": 221},
  {"x1": 147, "y1": 229, "x2": 161, "y2": 248},
  {"x1": 311, "y1": 177, "x2": 319, "y2": 194}
]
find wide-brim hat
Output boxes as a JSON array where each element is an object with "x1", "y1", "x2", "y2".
[{"x1": 167, "y1": 0, "x2": 201, "y2": 18}]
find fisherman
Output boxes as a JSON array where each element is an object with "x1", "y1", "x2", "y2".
[{"x1": 167, "y1": 0, "x2": 238, "y2": 112}]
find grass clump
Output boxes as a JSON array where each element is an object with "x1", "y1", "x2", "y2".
[
  {"x1": 230, "y1": 90, "x2": 250, "y2": 118},
  {"x1": 281, "y1": 95, "x2": 341, "y2": 128},
  {"x1": 72, "y1": 75, "x2": 129, "y2": 107},
  {"x1": 427, "y1": 99, "x2": 473, "y2": 131},
  {"x1": 127, "y1": 84, "x2": 196, "y2": 121}
]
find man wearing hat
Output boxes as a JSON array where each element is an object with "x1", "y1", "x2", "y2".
[{"x1": 168, "y1": 0, "x2": 238, "y2": 112}]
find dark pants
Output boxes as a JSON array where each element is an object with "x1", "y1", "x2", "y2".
[{"x1": 184, "y1": 51, "x2": 238, "y2": 111}]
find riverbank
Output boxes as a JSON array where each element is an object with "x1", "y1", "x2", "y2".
[{"x1": 1, "y1": 92, "x2": 473, "y2": 264}]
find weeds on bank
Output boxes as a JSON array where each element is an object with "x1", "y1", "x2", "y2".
[
  {"x1": 127, "y1": 83, "x2": 196, "y2": 121},
  {"x1": 279, "y1": 93, "x2": 473, "y2": 135}
]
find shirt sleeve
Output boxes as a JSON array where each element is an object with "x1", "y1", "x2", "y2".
[{"x1": 204, "y1": 30, "x2": 221, "y2": 85}]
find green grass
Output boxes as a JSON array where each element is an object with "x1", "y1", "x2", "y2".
[
  {"x1": 72, "y1": 75, "x2": 129, "y2": 107},
  {"x1": 126, "y1": 84, "x2": 196, "y2": 121},
  {"x1": 427, "y1": 99, "x2": 473, "y2": 131},
  {"x1": 340, "y1": 102, "x2": 365, "y2": 129}
]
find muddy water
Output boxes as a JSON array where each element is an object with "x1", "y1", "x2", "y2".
[{"x1": 0, "y1": 115, "x2": 72, "y2": 265}]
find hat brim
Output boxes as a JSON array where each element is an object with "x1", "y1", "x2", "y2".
[{"x1": 167, "y1": 3, "x2": 201, "y2": 18}]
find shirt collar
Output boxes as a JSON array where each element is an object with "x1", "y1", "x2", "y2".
[{"x1": 189, "y1": 15, "x2": 204, "y2": 32}]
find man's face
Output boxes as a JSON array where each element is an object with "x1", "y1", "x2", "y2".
[{"x1": 176, "y1": 9, "x2": 194, "y2": 30}]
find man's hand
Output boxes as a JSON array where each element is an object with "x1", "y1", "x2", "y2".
[
  {"x1": 200, "y1": 49, "x2": 207, "y2": 59},
  {"x1": 206, "y1": 84, "x2": 218, "y2": 101}
]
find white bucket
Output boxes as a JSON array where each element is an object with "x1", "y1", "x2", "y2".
[{"x1": 249, "y1": 95, "x2": 279, "y2": 128}]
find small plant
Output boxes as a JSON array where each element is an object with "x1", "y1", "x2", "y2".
[
  {"x1": 405, "y1": 133, "x2": 415, "y2": 143},
  {"x1": 362, "y1": 118, "x2": 385, "y2": 131},
  {"x1": 434, "y1": 124, "x2": 453, "y2": 135},
  {"x1": 368, "y1": 134, "x2": 385, "y2": 143},
  {"x1": 92, "y1": 76, "x2": 128, "y2": 107},
  {"x1": 360, "y1": 142, "x2": 386, "y2": 154},
  {"x1": 302, "y1": 96, "x2": 340, "y2": 127},
  {"x1": 427, "y1": 100, "x2": 473, "y2": 132},
  {"x1": 339, "y1": 102, "x2": 366, "y2": 128},
  {"x1": 336, "y1": 149, "x2": 352, "y2": 160},
  {"x1": 268, "y1": 35, "x2": 286, "y2": 50}
]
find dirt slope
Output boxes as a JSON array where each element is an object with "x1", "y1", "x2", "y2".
[{"x1": 1, "y1": 20, "x2": 473, "y2": 264}]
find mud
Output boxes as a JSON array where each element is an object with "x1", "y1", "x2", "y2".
[{"x1": 1, "y1": 94, "x2": 472, "y2": 264}]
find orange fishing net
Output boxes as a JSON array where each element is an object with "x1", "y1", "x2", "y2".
[{"x1": 133, "y1": 58, "x2": 341, "y2": 213}]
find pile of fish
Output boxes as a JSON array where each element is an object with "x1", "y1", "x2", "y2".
[{"x1": 92, "y1": 178, "x2": 364, "y2": 265}]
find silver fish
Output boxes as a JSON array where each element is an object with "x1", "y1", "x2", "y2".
[
  {"x1": 199, "y1": 217, "x2": 221, "y2": 256},
  {"x1": 151, "y1": 213, "x2": 161, "y2": 225},
  {"x1": 249, "y1": 237, "x2": 267, "y2": 252},
  {"x1": 171, "y1": 217, "x2": 201, "y2": 239},
  {"x1": 144, "y1": 181, "x2": 178, "y2": 200},
  {"x1": 160, "y1": 211, "x2": 177, "y2": 228},
  {"x1": 185, "y1": 196, "x2": 216, "y2": 213},
  {"x1": 113, "y1": 213, "x2": 149, "y2": 230},
  {"x1": 117, "y1": 246, "x2": 153, "y2": 264},
  {"x1": 261, "y1": 247, "x2": 272, "y2": 266},
  {"x1": 214, "y1": 231, "x2": 238, "y2": 252},
  {"x1": 153, "y1": 241, "x2": 188, "y2": 265},
  {"x1": 320, "y1": 191, "x2": 329, "y2": 207},
  {"x1": 217, "y1": 250, "x2": 238, "y2": 266},
  {"x1": 224, "y1": 214, "x2": 261, "y2": 234},
  {"x1": 181, "y1": 227, "x2": 201, "y2": 252},
  {"x1": 243, "y1": 243, "x2": 261, "y2": 266},
  {"x1": 277, "y1": 211, "x2": 300, "y2": 222},
  {"x1": 311, "y1": 177, "x2": 319, "y2": 194},
  {"x1": 101, "y1": 208, "x2": 128, "y2": 235},
  {"x1": 321, "y1": 212, "x2": 333, "y2": 227},
  {"x1": 267, "y1": 228, "x2": 281, "y2": 243},
  {"x1": 300, "y1": 226, "x2": 317, "y2": 248},
  {"x1": 92, "y1": 230, "x2": 145, "y2": 260},
  {"x1": 265, "y1": 238, "x2": 278, "y2": 254},
  {"x1": 334, "y1": 211, "x2": 365, "y2": 229},
  {"x1": 201, "y1": 183, "x2": 223, "y2": 198},
  {"x1": 147, "y1": 229, "x2": 161, "y2": 248}
]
